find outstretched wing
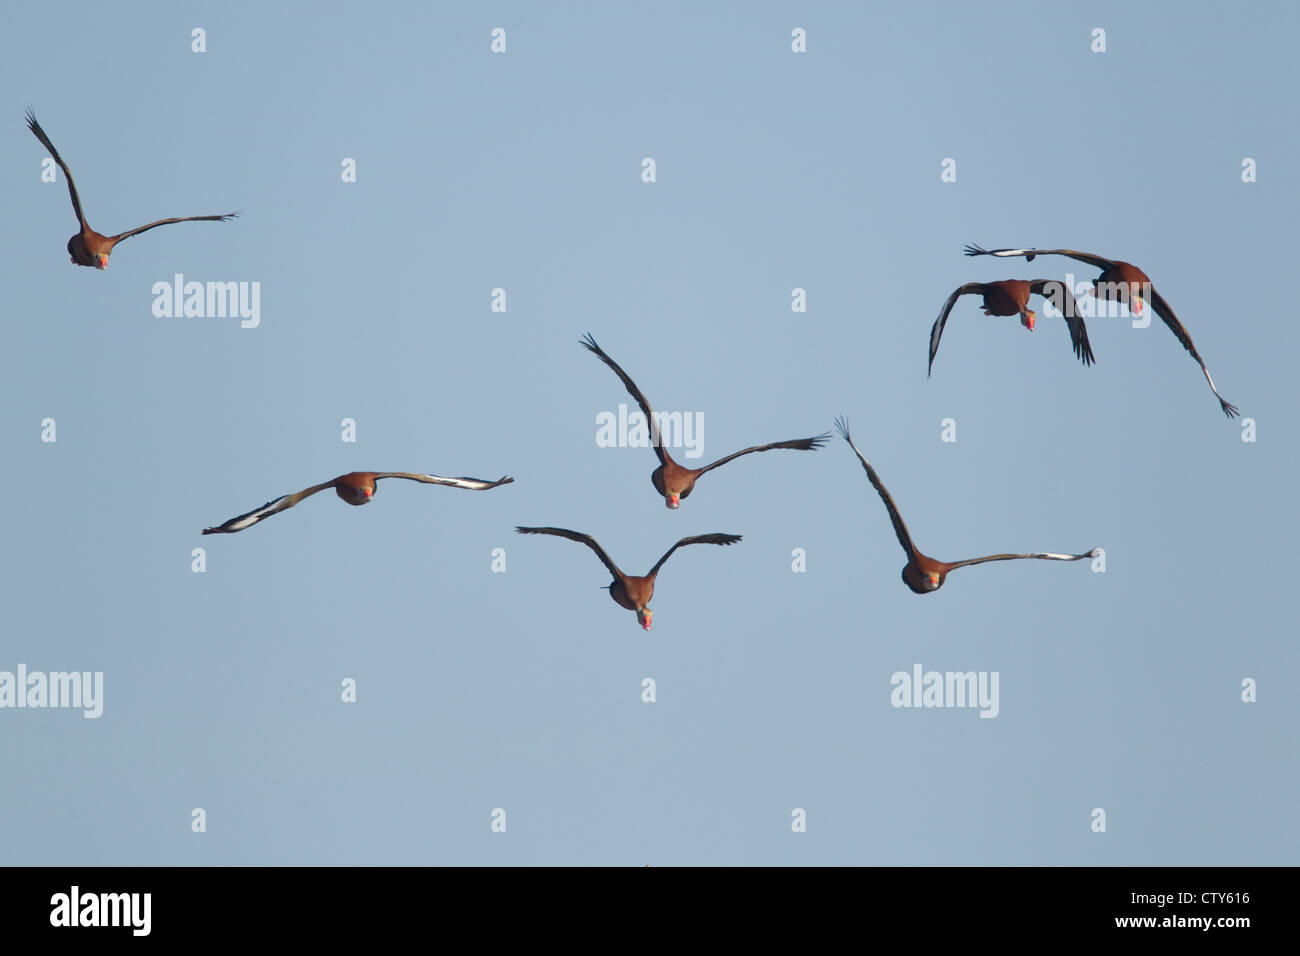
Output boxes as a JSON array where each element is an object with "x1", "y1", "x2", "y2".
[
  {"x1": 580, "y1": 332, "x2": 666, "y2": 465},
  {"x1": 697, "y1": 433, "x2": 829, "y2": 475},
  {"x1": 963, "y1": 243, "x2": 1117, "y2": 271},
  {"x1": 25, "y1": 110, "x2": 86, "y2": 227},
  {"x1": 834, "y1": 417, "x2": 918, "y2": 560},
  {"x1": 928, "y1": 283, "x2": 987, "y2": 376},
  {"x1": 1029, "y1": 279, "x2": 1095, "y2": 367},
  {"x1": 647, "y1": 533, "x2": 742, "y2": 578},
  {"x1": 515, "y1": 526, "x2": 625, "y2": 580},
  {"x1": 373, "y1": 472, "x2": 514, "y2": 490},
  {"x1": 945, "y1": 549, "x2": 1099, "y2": 571},
  {"x1": 202, "y1": 480, "x2": 337, "y2": 534},
  {"x1": 111, "y1": 211, "x2": 239, "y2": 244},
  {"x1": 1147, "y1": 289, "x2": 1239, "y2": 418}
]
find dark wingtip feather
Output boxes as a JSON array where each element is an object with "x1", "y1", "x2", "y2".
[
  {"x1": 704, "y1": 533, "x2": 743, "y2": 546},
  {"x1": 962, "y1": 243, "x2": 987, "y2": 257},
  {"x1": 579, "y1": 331, "x2": 599, "y2": 352},
  {"x1": 785, "y1": 434, "x2": 826, "y2": 452},
  {"x1": 24, "y1": 109, "x2": 48, "y2": 144},
  {"x1": 1221, "y1": 399, "x2": 1240, "y2": 419},
  {"x1": 833, "y1": 416, "x2": 851, "y2": 442}
]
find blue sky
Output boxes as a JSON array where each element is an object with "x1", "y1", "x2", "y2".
[{"x1": 1, "y1": 0, "x2": 1295, "y2": 865}]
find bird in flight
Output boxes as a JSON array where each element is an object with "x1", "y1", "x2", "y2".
[
  {"x1": 581, "y1": 333, "x2": 829, "y2": 509},
  {"x1": 929, "y1": 278, "x2": 1094, "y2": 376},
  {"x1": 515, "y1": 527, "x2": 741, "y2": 630},
  {"x1": 833, "y1": 418, "x2": 1097, "y2": 594},
  {"x1": 25, "y1": 110, "x2": 237, "y2": 269},
  {"x1": 202, "y1": 471, "x2": 513, "y2": 535},
  {"x1": 964, "y1": 244, "x2": 1238, "y2": 417}
]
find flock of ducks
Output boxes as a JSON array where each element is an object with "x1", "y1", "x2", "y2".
[
  {"x1": 954, "y1": 244, "x2": 1238, "y2": 418},
  {"x1": 27, "y1": 109, "x2": 1241, "y2": 630}
]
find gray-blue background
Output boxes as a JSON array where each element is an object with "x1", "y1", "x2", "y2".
[{"x1": 1, "y1": 0, "x2": 1295, "y2": 865}]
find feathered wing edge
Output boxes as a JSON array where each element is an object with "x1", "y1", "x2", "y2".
[
  {"x1": 646, "y1": 533, "x2": 742, "y2": 578},
  {"x1": 833, "y1": 417, "x2": 918, "y2": 560},
  {"x1": 696, "y1": 433, "x2": 830, "y2": 475},
  {"x1": 580, "y1": 333, "x2": 667, "y2": 465},
  {"x1": 202, "y1": 480, "x2": 336, "y2": 534},
  {"x1": 515, "y1": 526, "x2": 626, "y2": 581},
  {"x1": 25, "y1": 109, "x2": 86, "y2": 227},
  {"x1": 945, "y1": 549, "x2": 1100, "y2": 571}
]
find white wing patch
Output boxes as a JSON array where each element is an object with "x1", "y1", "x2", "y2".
[
  {"x1": 204, "y1": 494, "x2": 292, "y2": 533},
  {"x1": 964, "y1": 244, "x2": 1034, "y2": 258},
  {"x1": 424, "y1": 474, "x2": 506, "y2": 490},
  {"x1": 382, "y1": 473, "x2": 514, "y2": 491}
]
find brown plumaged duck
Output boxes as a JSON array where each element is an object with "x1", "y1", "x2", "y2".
[
  {"x1": 203, "y1": 471, "x2": 513, "y2": 534},
  {"x1": 929, "y1": 279, "x2": 1094, "y2": 376},
  {"x1": 964, "y1": 244, "x2": 1238, "y2": 417},
  {"x1": 26, "y1": 110, "x2": 237, "y2": 269},
  {"x1": 515, "y1": 527, "x2": 741, "y2": 630},
  {"x1": 833, "y1": 419, "x2": 1096, "y2": 594},
  {"x1": 581, "y1": 333, "x2": 829, "y2": 509}
]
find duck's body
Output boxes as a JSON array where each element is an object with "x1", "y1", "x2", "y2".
[
  {"x1": 203, "y1": 470, "x2": 513, "y2": 534},
  {"x1": 929, "y1": 278, "x2": 1094, "y2": 375},
  {"x1": 26, "y1": 110, "x2": 236, "y2": 269},
  {"x1": 515, "y1": 527, "x2": 741, "y2": 629},
  {"x1": 834, "y1": 419, "x2": 1097, "y2": 594},
  {"x1": 581, "y1": 333, "x2": 828, "y2": 508}
]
